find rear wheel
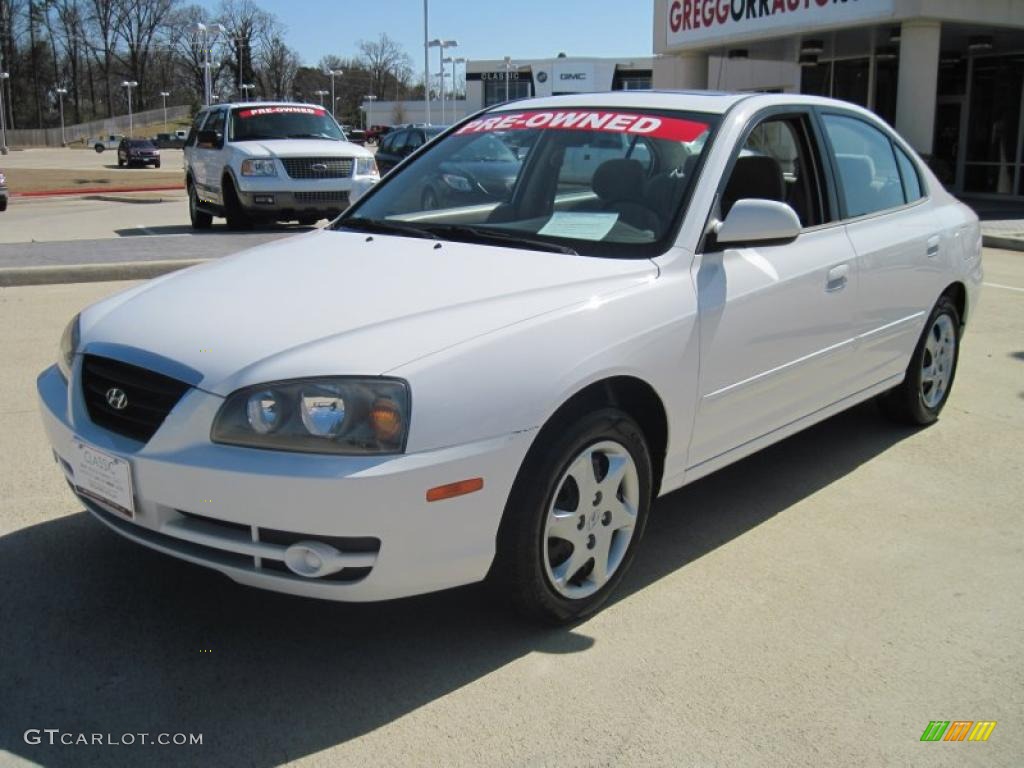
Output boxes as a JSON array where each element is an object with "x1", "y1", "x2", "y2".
[
  {"x1": 879, "y1": 295, "x2": 961, "y2": 425},
  {"x1": 494, "y1": 408, "x2": 652, "y2": 624},
  {"x1": 188, "y1": 181, "x2": 212, "y2": 230},
  {"x1": 94, "y1": 144, "x2": 104, "y2": 153}
]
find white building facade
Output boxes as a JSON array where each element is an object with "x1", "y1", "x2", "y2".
[{"x1": 653, "y1": 0, "x2": 1024, "y2": 198}]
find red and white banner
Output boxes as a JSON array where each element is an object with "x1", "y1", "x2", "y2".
[
  {"x1": 456, "y1": 111, "x2": 709, "y2": 142},
  {"x1": 237, "y1": 106, "x2": 325, "y2": 119},
  {"x1": 666, "y1": 0, "x2": 893, "y2": 49}
]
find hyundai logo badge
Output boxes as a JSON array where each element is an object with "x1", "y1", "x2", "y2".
[{"x1": 106, "y1": 387, "x2": 129, "y2": 410}]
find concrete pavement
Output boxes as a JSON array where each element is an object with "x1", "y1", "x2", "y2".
[{"x1": 0, "y1": 250, "x2": 1021, "y2": 767}]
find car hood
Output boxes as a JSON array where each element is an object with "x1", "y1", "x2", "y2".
[
  {"x1": 80, "y1": 230, "x2": 657, "y2": 396},
  {"x1": 233, "y1": 138, "x2": 371, "y2": 158}
]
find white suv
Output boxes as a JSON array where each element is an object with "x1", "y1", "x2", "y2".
[{"x1": 184, "y1": 102, "x2": 379, "y2": 229}]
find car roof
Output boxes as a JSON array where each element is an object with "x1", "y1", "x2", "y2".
[
  {"x1": 486, "y1": 90, "x2": 865, "y2": 116},
  {"x1": 200, "y1": 101, "x2": 325, "y2": 111}
]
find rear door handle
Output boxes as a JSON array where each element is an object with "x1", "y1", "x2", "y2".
[
  {"x1": 826, "y1": 264, "x2": 849, "y2": 292},
  {"x1": 926, "y1": 236, "x2": 941, "y2": 258}
]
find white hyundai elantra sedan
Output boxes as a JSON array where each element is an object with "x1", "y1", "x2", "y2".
[{"x1": 38, "y1": 91, "x2": 982, "y2": 622}]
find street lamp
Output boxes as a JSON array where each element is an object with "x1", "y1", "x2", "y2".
[
  {"x1": 314, "y1": 89, "x2": 328, "y2": 106},
  {"x1": 159, "y1": 90, "x2": 170, "y2": 131},
  {"x1": 326, "y1": 69, "x2": 343, "y2": 118},
  {"x1": 240, "y1": 83, "x2": 255, "y2": 100},
  {"x1": 428, "y1": 39, "x2": 457, "y2": 123},
  {"x1": 363, "y1": 94, "x2": 377, "y2": 130},
  {"x1": 121, "y1": 80, "x2": 138, "y2": 136},
  {"x1": 422, "y1": 0, "x2": 430, "y2": 125},
  {"x1": 503, "y1": 56, "x2": 517, "y2": 102},
  {"x1": 187, "y1": 21, "x2": 227, "y2": 106},
  {"x1": 55, "y1": 87, "x2": 68, "y2": 146},
  {"x1": 0, "y1": 72, "x2": 9, "y2": 155},
  {"x1": 443, "y1": 56, "x2": 465, "y2": 119}
]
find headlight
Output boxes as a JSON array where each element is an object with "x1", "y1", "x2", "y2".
[
  {"x1": 240, "y1": 158, "x2": 277, "y2": 176},
  {"x1": 354, "y1": 157, "x2": 378, "y2": 177},
  {"x1": 212, "y1": 377, "x2": 410, "y2": 455},
  {"x1": 57, "y1": 314, "x2": 81, "y2": 379},
  {"x1": 442, "y1": 173, "x2": 473, "y2": 192}
]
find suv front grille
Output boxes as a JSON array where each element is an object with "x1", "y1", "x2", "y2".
[
  {"x1": 294, "y1": 190, "x2": 349, "y2": 205},
  {"x1": 281, "y1": 157, "x2": 353, "y2": 179},
  {"x1": 81, "y1": 355, "x2": 191, "y2": 442}
]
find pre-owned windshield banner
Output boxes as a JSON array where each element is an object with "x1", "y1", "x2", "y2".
[
  {"x1": 237, "y1": 106, "x2": 326, "y2": 118},
  {"x1": 456, "y1": 111, "x2": 709, "y2": 141}
]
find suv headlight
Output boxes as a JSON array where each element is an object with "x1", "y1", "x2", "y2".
[
  {"x1": 212, "y1": 377, "x2": 410, "y2": 455},
  {"x1": 240, "y1": 158, "x2": 277, "y2": 177},
  {"x1": 58, "y1": 313, "x2": 80, "y2": 379},
  {"x1": 354, "y1": 157, "x2": 379, "y2": 177}
]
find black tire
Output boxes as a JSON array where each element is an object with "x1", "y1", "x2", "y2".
[
  {"x1": 188, "y1": 181, "x2": 212, "y2": 230},
  {"x1": 94, "y1": 144, "x2": 104, "y2": 153},
  {"x1": 493, "y1": 407, "x2": 653, "y2": 624},
  {"x1": 222, "y1": 176, "x2": 251, "y2": 230},
  {"x1": 878, "y1": 295, "x2": 961, "y2": 425},
  {"x1": 117, "y1": 156, "x2": 124, "y2": 168},
  {"x1": 0, "y1": 199, "x2": 7, "y2": 212},
  {"x1": 155, "y1": 160, "x2": 161, "y2": 169},
  {"x1": 297, "y1": 216, "x2": 319, "y2": 226}
]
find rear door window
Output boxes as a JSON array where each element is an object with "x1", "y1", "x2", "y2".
[{"x1": 821, "y1": 114, "x2": 905, "y2": 218}]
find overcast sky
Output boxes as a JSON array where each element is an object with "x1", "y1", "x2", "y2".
[{"x1": 198, "y1": 0, "x2": 654, "y2": 67}]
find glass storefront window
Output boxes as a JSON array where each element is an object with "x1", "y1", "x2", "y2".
[
  {"x1": 833, "y1": 58, "x2": 870, "y2": 108},
  {"x1": 483, "y1": 78, "x2": 531, "y2": 107},
  {"x1": 964, "y1": 56, "x2": 1023, "y2": 195},
  {"x1": 800, "y1": 62, "x2": 831, "y2": 97},
  {"x1": 874, "y1": 58, "x2": 898, "y2": 126}
]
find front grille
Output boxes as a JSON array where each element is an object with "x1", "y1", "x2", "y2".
[
  {"x1": 293, "y1": 190, "x2": 350, "y2": 205},
  {"x1": 81, "y1": 355, "x2": 191, "y2": 442},
  {"x1": 281, "y1": 157, "x2": 353, "y2": 179}
]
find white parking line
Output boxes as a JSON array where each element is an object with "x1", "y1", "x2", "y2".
[{"x1": 984, "y1": 282, "x2": 1024, "y2": 293}]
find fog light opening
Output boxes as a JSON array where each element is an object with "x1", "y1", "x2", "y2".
[{"x1": 283, "y1": 540, "x2": 344, "y2": 578}]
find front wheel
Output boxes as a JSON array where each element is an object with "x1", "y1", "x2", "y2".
[
  {"x1": 94, "y1": 144, "x2": 104, "y2": 153},
  {"x1": 188, "y1": 182, "x2": 212, "y2": 230},
  {"x1": 494, "y1": 408, "x2": 652, "y2": 624},
  {"x1": 879, "y1": 295, "x2": 961, "y2": 425},
  {"x1": 222, "y1": 176, "x2": 251, "y2": 230}
]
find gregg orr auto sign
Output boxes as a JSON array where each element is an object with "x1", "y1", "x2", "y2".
[{"x1": 667, "y1": 0, "x2": 894, "y2": 48}]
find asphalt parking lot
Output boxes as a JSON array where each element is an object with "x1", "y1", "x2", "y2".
[{"x1": 0, "y1": 250, "x2": 1020, "y2": 767}]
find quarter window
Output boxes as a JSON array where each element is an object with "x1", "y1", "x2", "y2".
[
  {"x1": 822, "y1": 114, "x2": 905, "y2": 218},
  {"x1": 894, "y1": 145, "x2": 924, "y2": 202}
]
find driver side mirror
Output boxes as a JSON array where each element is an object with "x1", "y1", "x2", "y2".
[
  {"x1": 715, "y1": 199, "x2": 801, "y2": 246},
  {"x1": 197, "y1": 129, "x2": 221, "y2": 148}
]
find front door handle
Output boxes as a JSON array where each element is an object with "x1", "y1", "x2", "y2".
[{"x1": 826, "y1": 264, "x2": 849, "y2": 292}]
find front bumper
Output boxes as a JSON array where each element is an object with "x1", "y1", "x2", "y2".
[
  {"x1": 235, "y1": 188, "x2": 351, "y2": 218},
  {"x1": 38, "y1": 361, "x2": 533, "y2": 602}
]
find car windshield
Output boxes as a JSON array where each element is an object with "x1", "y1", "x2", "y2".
[
  {"x1": 230, "y1": 105, "x2": 345, "y2": 142},
  {"x1": 337, "y1": 108, "x2": 718, "y2": 258},
  {"x1": 129, "y1": 140, "x2": 154, "y2": 148}
]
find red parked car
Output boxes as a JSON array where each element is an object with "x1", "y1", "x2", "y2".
[{"x1": 364, "y1": 124, "x2": 393, "y2": 145}]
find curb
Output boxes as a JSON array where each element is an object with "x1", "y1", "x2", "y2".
[
  {"x1": 13, "y1": 183, "x2": 184, "y2": 198},
  {"x1": 982, "y1": 233, "x2": 1024, "y2": 252},
  {"x1": 0, "y1": 258, "x2": 207, "y2": 287}
]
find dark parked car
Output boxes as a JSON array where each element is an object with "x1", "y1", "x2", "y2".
[
  {"x1": 152, "y1": 132, "x2": 185, "y2": 149},
  {"x1": 375, "y1": 126, "x2": 446, "y2": 174},
  {"x1": 364, "y1": 124, "x2": 393, "y2": 145},
  {"x1": 0, "y1": 170, "x2": 7, "y2": 211},
  {"x1": 117, "y1": 138, "x2": 161, "y2": 168},
  {"x1": 418, "y1": 133, "x2": 522, "y2": 210}
]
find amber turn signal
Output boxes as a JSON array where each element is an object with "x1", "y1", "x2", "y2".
[
  {"x1": 370, "y1": 398, "x2": 403, "y2": 441},
  {"x1": 426, "y1": 477, "x2": 484, "y2": 502}
]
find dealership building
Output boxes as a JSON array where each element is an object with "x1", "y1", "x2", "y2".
[{"x1": 653, "y1": 0, "x2": 1024, "y2": 198}]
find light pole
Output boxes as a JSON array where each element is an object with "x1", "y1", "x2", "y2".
[
  {"x1": 428, "y1": 39, "x2": 457, "y2": 123},
  {"x1": 443, "y1": 56, "x2": 465, "y2": 120},
  {"x1": 326, "y1": 69, "x2": 343, "y2": 118},
  {"x1": 503, "y1": 56, "x2": 514, "y2": 102},
  {"x1": 0, "y1": 71, "x2": 8, "y2": 155},
  {"x1": 55, "y1": 87, "x2": 68, "y2": 146},
  {"x1": 364, "y1": 94, "x2": 377, "y2": 130},
  {"x1": 314, "y1": 89, "x2": 328, "y2": 106},
  {"x1": 240, "y1": 83, "x2": 255, "y2": 101},
  {"x1": 159, "y1": 90, "x2": 170, "y2": 131},
  {"x1": 187, "y1": 22, "x2": 227, "y2": 106},
  {"x1": 422, "y1": 0, "x2": 430, "y2": 125},
  {"x1": 121, "y1": 80, "x2": 138, "y2": 136}
]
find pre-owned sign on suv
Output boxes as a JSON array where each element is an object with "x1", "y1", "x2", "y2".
[{"x1": 184, "y1": 102, "x2": 379, "y2": 228}]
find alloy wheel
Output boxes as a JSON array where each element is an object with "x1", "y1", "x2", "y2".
[{"x1": 920, "y1": 313, "x2": 956, "y2": 408}]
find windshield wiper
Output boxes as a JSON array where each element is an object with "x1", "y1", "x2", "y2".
[
  {"x1": 334, "y1": 217, "x2": 439, "y2": 240},
  {"x1": 417, "y1": 224, "x2": 578, "y2": 255}
]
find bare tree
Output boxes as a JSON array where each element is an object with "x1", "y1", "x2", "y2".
[
  {"x1": 255, "y1": 34, "x2": 296, "y2": 100},
  {"x1": 85, "y1": 0, "x2": 123, "y2": 116},
  {"x1": 217, "y1": 0, "x2": 273, "y2": 98},
  {"x1": 113, "y1": 0, "x2": 175, "y2": 110},
  {"x1": 358, "y1": 33, "x2": 412, "y2": 100}
]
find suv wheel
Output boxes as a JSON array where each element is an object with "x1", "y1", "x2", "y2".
[
  {"x1": 494, "y1": 408, "x2": 652, "y2": 624},
  {"x1": 188, "y1": 181, "x2": 212, "y2": 230},
  {"x1": 222, "y1": 176, "x2": 251, "y2": 230}
]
